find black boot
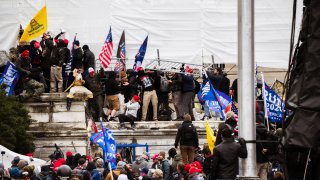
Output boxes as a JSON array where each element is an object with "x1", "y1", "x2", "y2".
[{"x1": 66, "y1": 98, "x2": 72, "y2": 111}]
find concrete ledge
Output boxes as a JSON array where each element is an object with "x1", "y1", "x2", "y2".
[
  {"x1": 40, "y1": 93, "x2": 67, "y2": 102},
  {"x1": 29, "y1": 113, "x2": 50, "y2": 123},
  {"x1": 53, "y1": 102, "x2": 85, "y2": 112},
  {"x1": 52, "y1": 112, "x2": 85, "y2": 123}
]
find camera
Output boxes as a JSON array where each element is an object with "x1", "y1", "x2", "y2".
[{"x1": 1, "y1": 151, "x2": 5, "y2": 155}]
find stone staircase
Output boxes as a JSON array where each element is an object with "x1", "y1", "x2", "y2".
[{"x1": 25, "y1": 93, "x2": 222, "y2": 160}]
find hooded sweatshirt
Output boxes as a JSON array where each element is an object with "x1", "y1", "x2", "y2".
[
  {"x1": 171, "y1": 154, "x2": 182, "y2": 172},
  {"x1": 132, "y1": 157, "x2": 149, "y2": 177}
]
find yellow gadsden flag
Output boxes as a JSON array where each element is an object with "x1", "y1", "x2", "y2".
[
  {"x1": 205, "y1": 120, "x2": 216, "y2": 154},
  {"x1": 20, "y1": 6, "x2": 48, "y2": 42}
]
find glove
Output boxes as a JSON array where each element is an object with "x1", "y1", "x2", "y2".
[
  {"x1": 26, "y1": 71, "x2": 31, "y2": 75},
  {"x1": 238, "y1": 137, "x2": 246, "y2": 146}
]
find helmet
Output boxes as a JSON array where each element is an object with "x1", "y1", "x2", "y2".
[{"x1": 57, "y1": 165, "x2": 72, "y2": 179}]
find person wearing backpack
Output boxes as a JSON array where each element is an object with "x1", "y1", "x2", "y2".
[
  {"x1": 174, "y1": 114, "x2": 199, "y2": 164},
  {"x1": 156, "y1": 71, "x2": 172, "y2": 121}
]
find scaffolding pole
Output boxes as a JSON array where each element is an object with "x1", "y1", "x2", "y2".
[{"x1": 238, "y1": 0, "x2": 259, "y2": 179}]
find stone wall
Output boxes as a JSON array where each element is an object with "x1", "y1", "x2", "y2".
[{"x1": 25, "y1": 93, "x2": 221, "y2": 160}]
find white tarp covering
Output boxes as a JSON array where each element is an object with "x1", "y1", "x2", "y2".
[
  {"x1": 0, "y1": 145, "x2": 46, "y2": 172},
  {"x1": 0, "y1": 0, "x2": 302, "y2": 68}
]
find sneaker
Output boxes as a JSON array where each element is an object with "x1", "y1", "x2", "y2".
[{"x1": 131, "y1": 125, "x2": 136, "y2": 129}]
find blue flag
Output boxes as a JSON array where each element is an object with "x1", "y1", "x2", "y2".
[
  {"x1": 198, "y1": 81, "x2": 231, "y2": 119},
  {"x1": 264, "y1": 83, "x2": 284, "y2": 123},
  {"x1": 133, "y1": 36, "x2": 148, "y2": 70},
  {"x1": 91, "y1": 121, "x2": 117, "y2": 169},
  {"x1": 0, "y1": 62, "x2": 20, "y2": 96},
  {"x1": 90, "y1": 131, "x2": 106, "y2": 151}
]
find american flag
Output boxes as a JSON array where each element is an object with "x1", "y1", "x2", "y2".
[{"x1": 99, "y1": 27, "x2": 113, "y2": 69}]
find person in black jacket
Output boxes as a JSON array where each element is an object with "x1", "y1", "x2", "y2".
[
  {"x1": 50, "y1": 39, "x2": 70, "y2": 92},
  {"x1": 219, "y1": 72, "x2": 230, "y2": 96},
  {"x1": 105, "y1": 71, "x2": 120, "y2": 121},
  {"x1": 211, "y1": 127, "x2": 248, "y2": 180},
  {"x1": 85, "y1": 67, "x2": 103, "y2": 121},
  {"x1": 40, "y1": 34, "x2": 54, "y2": 92},
  {"x1": 181, "y1": 66, "x2": 195, "y2": 121},
  {"x1": 170, "y1": 72, "x2": 184, "y2": 120},
  {"x1": 202, "y1": 147, "x2": 213, "y2": 176},
  {"x1": 230, "y1": 79, "x2": 238, "y2": 103},
  {"x1": 215, "y1": 111, "x2": 238, "y2": 146},
  {"x1": 174, "y1": 114, "x2": 199, "y2": 164},
  {"x1": 82, "y1": 45, "x2": 95, "y2": 77},
  {"x1": 256, "y1": 114, "x2": 269, "y2": 180},
  {"x1": 71, "y1": 40, "x2": 83, "y2": 70}
]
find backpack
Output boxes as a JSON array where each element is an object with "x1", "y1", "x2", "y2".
[
  {"x1": 182, "y1": 123, "x2": 196, "y2": 141},
  {"x1": 160, "y1": 76, "x2": 170, "y2": 92}
]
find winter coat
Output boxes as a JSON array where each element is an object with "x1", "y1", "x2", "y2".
[
  {"x1": 207, "y1": 73, "x2": 221, "y2": 90},
  {"x1": 91, "y1": 169, "x2": 102, "y2": 180},
  {"x1": 203, "y1": 155, "x2": 213, "y2": 176},
  {"x1": 105, "y1": 72, "x2": 120, "y2": 96},
  {"x1": 72, "y1": 48, "x2": 83, "y2": 69},
  {"x1": 256, "y1": 123, "x2": 269, "y2": 163},
  {"x1": 211, "y1": 138, "x2": 247, "y2": 179},
  {"x1": 50, "y1": 40, "x2": 70, "y2": 66},
  {"x1": 85, "y1": 74, "x2": 103, "y2": 95},
  {"x1": 132, "y1": 158, "x2": 149, "y2": 177},
  {"x1": 16, "y1": 57, "x2": 31, "y2": 76},
  {"x1": 83, "y1": 49, "x2": 95, "y2": 70},
  {"x1": 29, "y1": 44, "x2": 42, "y2": 68},
  {"x1": 171, "y1": 154, "x2": 182, "y2": 172},
  {"x1": 174, "y1": 121, "x2": 199, "y2": 148},
  {"x1": 182, "y1": 74, "x2": 194, "y2": 92},
  {"x1": 219, "y1": 75, "x2": 230, "y2": 96},
  {"x1": 161, "y1": 159, "x2": 172, "y2": 180},
  {"x1": 171, "y1": 73, "x2": 183, "y2": 92},
  {"x1": 40, "y1": 39, "x2": 54, "y2": 69}
]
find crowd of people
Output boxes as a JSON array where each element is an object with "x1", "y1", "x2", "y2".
[
  {"x1": 0, "y1": 118, "x2": 249, "y2": 180},
  {"x1": 2, "y1": 31, "x2": 236, "y2": 124},
  {"x1": 0, "y1": 111, "x2": 284, "y2": 180},
  {"x1": 0, "y1": 31, "x2": 286, "y2": 180}
]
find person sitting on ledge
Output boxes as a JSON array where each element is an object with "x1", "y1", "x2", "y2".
[
  {"x1": 118, "y1": 95, "x2": 141, "y2": 130},
  {"x1": 65, "y1": 67, "x2": 93, "y2": 110}
]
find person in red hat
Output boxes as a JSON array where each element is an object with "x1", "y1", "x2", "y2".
[
  {"x1": 16, "y1": 50, "x2": 45, "y2": 97},
  {"x1": 118, "y1": 95, "x2": 141, "y2": 130},
  {"x1": 181, "y1": 65, "x2": 196, "y2": 121},
  {"x1": 151, "y1": 154, "x2": 160, "y2": 169},
  {"x1": 85, "y1": 67, "x2": 104, "y2": 121}
]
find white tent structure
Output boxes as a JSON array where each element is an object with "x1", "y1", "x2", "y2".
[
  {"x1": 0, "y1": 0, "x2": 302, "y2": 68},
  {"x1": 0, "y1": 145, "x2": 46, "y2": 172}
]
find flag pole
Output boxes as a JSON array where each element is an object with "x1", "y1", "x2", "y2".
[
  {"x1": 261, "y1": 72, "x2": 270, "y2": 131},
  {"x1": 238, "y1": 0, "x2": 258, "y2": 178},
  {"x1": 99, "y1": 117, "x2": 110, "y2": 174}
]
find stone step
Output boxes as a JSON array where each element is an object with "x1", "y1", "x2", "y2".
[{"x1": 29, "y1": 120, "x2": 222, "y2": 133}]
